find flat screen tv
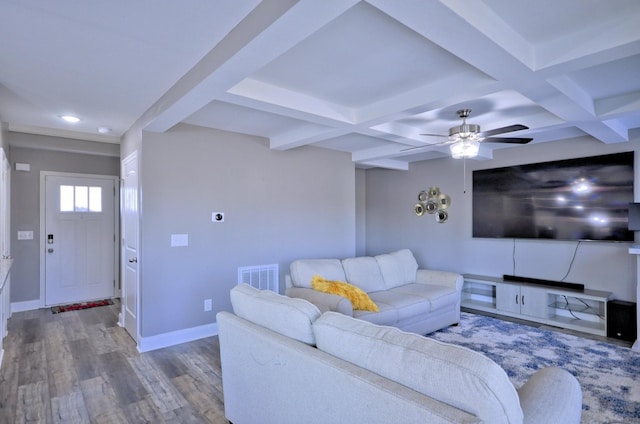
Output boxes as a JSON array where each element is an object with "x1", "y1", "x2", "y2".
[{"x1": 472, "y1": 152, "x2": 634, "y2": 242}]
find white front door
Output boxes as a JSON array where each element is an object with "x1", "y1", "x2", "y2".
[
  {"x1": 44, "y1": 174, "x2": 117, "y2": 306},
  {"x1": 121, "y1": 152, "x2": 139, "y2": 342}
]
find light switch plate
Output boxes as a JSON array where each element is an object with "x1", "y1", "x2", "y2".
[{"x1": 17, "y1": 230, "x2": 34, "y2": 240}]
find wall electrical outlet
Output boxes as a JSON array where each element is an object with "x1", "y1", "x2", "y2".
[{"x1": 204, "y1": 298, "x2": 212, "y2": 312}]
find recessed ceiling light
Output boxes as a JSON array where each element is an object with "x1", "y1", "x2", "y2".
[
  {"x1": 97, "y1": 126, "x2": 112, "y2": 134},
  {"x1": 60, "y1": 115, "x2": 80, "y2": 123}
]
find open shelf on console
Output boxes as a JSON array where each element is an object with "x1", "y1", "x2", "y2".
[{"x1": 461, "y1": 276, "x2": 498, "y2": 313}]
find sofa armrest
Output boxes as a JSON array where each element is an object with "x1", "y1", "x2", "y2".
[
  {"x1": 416, "y1": 269, "x2": 463, "y2": 291},
  {"x1": 517, "y1": 367, "x2": 582, "y2": 424},
  {"x1": 285, "y1": 287, "x2": 354, "y2": 316}
]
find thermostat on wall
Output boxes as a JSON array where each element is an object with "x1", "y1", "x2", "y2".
[{"x1": 212, "y1": 212, "x2": 224, "y2": 222}]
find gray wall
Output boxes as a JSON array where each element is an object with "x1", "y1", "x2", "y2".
[
  {"x1": 365, "y1": 135, "x2": 639, "y2": 302},
  {"x1": 355, "y1": 168, "x2": 366, "y2": 256},
  {"x1": 139, "y1": 124, "x2": 356, "y2": 337},
  {"x1": 9, "y1": 133, "x2": 120, "y2": 303}
]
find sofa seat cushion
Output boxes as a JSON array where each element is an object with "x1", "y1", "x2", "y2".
[
  {"x1": 390, "y1": 283, "x2": 458, "y2": 312},
  {"x1": 367, "y1": 290, "x2": 429, "y2": 321},
  {"x1": 290, "y1": 259, "x2": 346, "y2": 288},
  {"x1": 230, "y1": 284, "x2": 321, "y2": 345},
  {"x1": 352, "y1": 302, "x2": 398, "y2": 325},
  {"x1": 341, "y1": 256, "x2": 386, "y2": 293},
  {"x1": 313, "y1": 312, "x2": 524, "y2": 424},
  {"x1": 311, "y1": 275, "x2": 379, "y2": 312},
  {"x1": 375, "y1": 249, "x2": 419, "y2": 289}
]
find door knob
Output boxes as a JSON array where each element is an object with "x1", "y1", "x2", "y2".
[{"x1": 128, "y1": 258, "x2": 137, "y2": 263}]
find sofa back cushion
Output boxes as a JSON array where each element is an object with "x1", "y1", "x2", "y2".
[
  {"x1": 313, "y1": 312, "x2": 524, "y2": 423},
  {"x1": 341, "y1": 256, "x2": 386, "y2": 293},
  {"x1": 289, "y1": 259, "x2": 346, "y2": 288},
  {"x1": 230, "y1": 284, "x2": 320, "y2": 345},
  {"x1": 375, "y1": 249, "x2": 419, "y2": 289}
]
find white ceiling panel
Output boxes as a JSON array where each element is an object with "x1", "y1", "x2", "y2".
[{"x1": 1, "y1": 0, "x2": 639, "y2": 168}]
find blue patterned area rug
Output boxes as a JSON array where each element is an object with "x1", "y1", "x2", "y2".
[{"x1": 427, "y1": 312, "x2": 640, "y2": 424}]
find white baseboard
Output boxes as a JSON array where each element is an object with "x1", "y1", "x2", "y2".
[
  {"x1": 633, "y1": 339, "x2": 639, "y2": 351},
  {"x1": 11, "y1": 299, "x2": 41, "y2": 313},
  {"x1": 138, "y1": 322, "x2": 218, "y2": 353}
]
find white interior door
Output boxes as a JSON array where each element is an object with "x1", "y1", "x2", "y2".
[
  {"x1": 121, "y1": 152, "x2": 139, "y2": 342},
  {"x1": 44, "y1": 174, "x2": 116, "y2": 306},
  {"x1": 0, "y1": 148, "x2": 9, "y2": 259},
  {"x1": 1, "y1": 148, "x2": 10, "y2": 337}
]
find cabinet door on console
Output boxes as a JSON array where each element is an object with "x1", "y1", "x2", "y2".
[
  {"x1": 496, "y1": 284, "x2": 548, "y2": 319},
  {"x1": 519, "y1": 286, "x2": 548, "y2": 319},
  {"x1": 496, "y1": 284, "x2": 521, "y2": 314}
]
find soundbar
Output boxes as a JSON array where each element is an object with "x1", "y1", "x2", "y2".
[{"x1": 502, "y1": 275, "x2": 584, "y2": 291}]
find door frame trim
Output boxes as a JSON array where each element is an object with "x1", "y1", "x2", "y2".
[{"x1": 39, "y1": 171, "x2": 120, "y2": 308}]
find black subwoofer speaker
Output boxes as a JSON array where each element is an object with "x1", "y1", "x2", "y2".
[{"x1": 607, "y1": 300, "x2": 637, "y2": 342}]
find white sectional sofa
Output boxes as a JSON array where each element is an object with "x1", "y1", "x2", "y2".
[
  {"x1": 218, "y1": 284, "x2": 583, "y2": 424},
  {"x1": 285, "y1": 249, "x2": 462, "y2": 334}
]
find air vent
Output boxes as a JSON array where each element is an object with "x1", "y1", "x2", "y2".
[{"x1": 238, "y1": 264, "x2": 279, "y2": 293}]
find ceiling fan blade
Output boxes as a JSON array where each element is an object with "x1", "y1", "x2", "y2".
[
  {"x1": 483, "y1": 136, "x2": 533, "y2": 144},
  {"x1": 480, "y1": 124, "x2": 529, "y2": 137},
  {"x1": 401, "y1": 140, "x2": 453, "y2": 151},
  {"x1": 419, "y1": 133, "x2": 448, "y2": 138}
]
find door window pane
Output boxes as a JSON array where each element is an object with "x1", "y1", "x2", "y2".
[
  {"x1": 60, "y1": 185, "x2": 74, "y2": 212},
  {"x1": 89, "y1": 186, "x2": 102, "y2": 212},
  {"x1": 59, "y1": 185, "x2": 103, "y2": 212},
  {"x1": 75, "y1": 186, "x2": 88, "y2": 211}
]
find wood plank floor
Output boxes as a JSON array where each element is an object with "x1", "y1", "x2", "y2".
[
  {"x1": 0, "y1": 301, "x2": 633, "y2": 423},
  {"x1": 0, "y1": 300, "x2": 228, "y2": 424}
]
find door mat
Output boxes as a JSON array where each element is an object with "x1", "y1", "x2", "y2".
[{"x1": 51, "y1": 299, "x2": 114, "y2": 314}]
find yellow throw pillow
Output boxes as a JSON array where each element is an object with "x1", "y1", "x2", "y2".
[{"x1": 311, "y1": 275, "x2": 379, "y2": 312}]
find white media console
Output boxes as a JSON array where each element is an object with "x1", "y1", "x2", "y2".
[{"x1": 461, "y1": 274, "x2": 612, "y2": 337}]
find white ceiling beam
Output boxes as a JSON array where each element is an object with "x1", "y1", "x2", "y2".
[
  {"x1": 227, "y1": 79, "x2": 355, "y2": 125},
  {"x1": 270, "y1": 128, "x2": 349, "y2": 150},
  {"x1": 596, "y1": 91, "x2": 640, "y2": 118},
  {"x1": 535, "y1": 16, "x2": 640, "y2": 71},
  {"x1": 357, "y1": 158, "x2": 409, "y2": 171}
]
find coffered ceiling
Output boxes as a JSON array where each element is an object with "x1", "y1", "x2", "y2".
[{"x1": 1, "y1": 0, "x2": 639, "y2": 169}]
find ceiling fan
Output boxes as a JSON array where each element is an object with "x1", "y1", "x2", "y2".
[{"x1": 406, "y1": 109, "x2": 533, "y2": 158}]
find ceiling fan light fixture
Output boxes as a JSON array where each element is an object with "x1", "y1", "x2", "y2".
[{"x1": 450, "y1": 139, "x2": 480, "y2": 159}]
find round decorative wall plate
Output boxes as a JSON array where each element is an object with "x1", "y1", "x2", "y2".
[
  {"x1": 414, "y1": 203, "x2": 425, "y2": 216},
  {"x1": 426, "y1": 200, "x2": 438, "y2": 214},
  {"x1": 436, "y1": 210, "x2": 448, "y2": 223},
  {"x1": 438, "y1": 193, "x2": 451, "y2": 209}
]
